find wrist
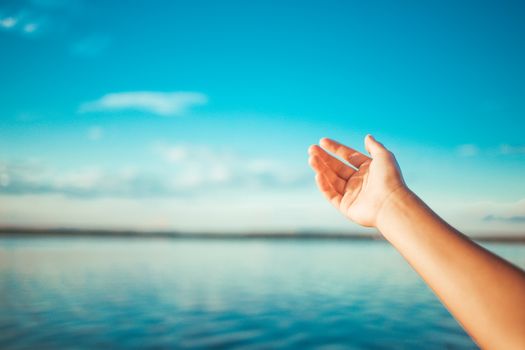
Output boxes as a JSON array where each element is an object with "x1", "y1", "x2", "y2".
[{"x1": 375, "y1": 185, "x2": 414, "y2": 233}]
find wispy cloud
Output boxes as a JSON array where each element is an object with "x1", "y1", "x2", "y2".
[
  {"x1": 456, "y1": 144, "x2": 479, "y2": 157},
  {"x1": 156, "y1": 143, "x2": 307, "y2": 187},
  {"x1": 71, "y1": 35, "x2": 110, "y2": 57},
  {"x1": 456, "y1": 143, "x2": 525, "y2": 157},
  {"x1": 156, "y1": 143, "x2": 308, "y2": 189},
  {"x1": 428, "y1": 197, "x2": 525, "y2": 234},
  {"x1": 23, "y1": 22, "x2": 38, "y2": 33},
  {"x1": 483, "y1": 214, "x2": 525, "y2": 223},
  {"x1": 0, "y1": 16, "x2": 18, "y2": 29},
  {"x1": 79, "y1": 92, "x2": 208, "y2": 117},
  {"x1": 0, "y1": 160, "x2": 182, "y2": 198},
  {"x1": 0, "y1": 0, "x2": 84, "y2": 37},
  {"x1": 87, "y1": 126, "x2": 103, "y2": 141},
  {"x1": 0, "y1": 14, "x2": 40, "y2": 35},
  {"x1": 0, "y1": 144, "x2": 308, "y2": 198},
  {"x1": 499, "y1": 144, "x2": 525, "y2": 155},
  {"x1": 468, "y1": 198, "x2": 525, "y2": 225}
]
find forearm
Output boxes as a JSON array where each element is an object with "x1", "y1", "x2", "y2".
[{"x1": 377, "y1": 188, "x2": 525, "y2": 349}]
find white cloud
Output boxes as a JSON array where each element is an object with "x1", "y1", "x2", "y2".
[
  {"x1": 431, "y1": 197, "x2": 525, "y2": 234},
  {"x1": 23, "y1": 23, "x2": 38, "y2": 33},
  {"x1": 476, "y1": 199, "x2": 525, "y2": 218},
  {"x1": 0, "y1": 13, "x2": 42, "y2": 36},
  {"x1": 156, "y1": 143, "x2": 307, "y2": 190},
  {"x1": 456, "y1": 144, "x2": 479, "y2": 157},
  {"x1": 0, "y1": 191, "x2": 351, "y2": 233},
  {"x1": 157, "y1": 143, "x2": 232, "y2": 165},
  {"x1": 0, "y1": 0, "x2": 84, "y2": 37},
  {"x1": 79, "y1": 91, "x2": 208, "y2": 117},
  {"x1": 54, "y1": 168, "x2": 103, "y2": 190},
  {"x1": 0, "y1": 160, "x2": 173, "y2": 198},
  {"x1": 71, "y1": 35, "x2": 110, "y2": 57},
  {"x1": 499, "y1": 144, "x2": 525, "y2": 155},
  {"x1": 0, "y1": 17, "x2": 17, "y2": 29},
  {"x1": 87, "y1": 126, "x2": 103, "y2": 141},
  {"x1": 456, "y1": 144, "x2": 525, "y2": 157},
  {"x1": 0, "y1": 144, "x2": 308, "y2": 199},
  {"x1": 160, "y1": 145, "x2": 188, "y2": 163},
  {"x1": 0, "y1": 154, "x2": 8, "y2": 186}
]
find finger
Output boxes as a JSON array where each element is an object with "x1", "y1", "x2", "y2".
[
  {"x1": 308, "y1": 155, "x2": 346, "y2": 194},
  {"x1": 364, "y1": 134, "x2": 388, "y2": 157},
  {"x1": 320, "y1": 138, "x2": 370, "y2": 168},
  {"x1": 308, "y1": 145, "x2": 355, "y2": 180},
  {"x1": 315, "y1": 173, "x2": 342, "y2": 207}
]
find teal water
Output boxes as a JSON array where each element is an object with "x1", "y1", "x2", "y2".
[{"x1": 1, "y1": 237, "x2": 524, "y2": 349}]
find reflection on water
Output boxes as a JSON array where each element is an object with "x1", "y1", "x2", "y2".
[{"x1": 1, "y1": 237, "x2": 523, "y2": 349}]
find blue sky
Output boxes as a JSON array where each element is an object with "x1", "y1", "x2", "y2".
[{"x1": 1, "y1": 0, "x2": 525, "y2": 234}]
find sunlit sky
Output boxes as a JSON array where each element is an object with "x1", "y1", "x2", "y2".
[{"x1": 1, "y1": 0, "x2": 525, "y2": 234}]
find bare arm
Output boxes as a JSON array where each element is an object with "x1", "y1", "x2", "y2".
[{"x1": 308, "y1": 135, "x2": 525, "y2": 349}]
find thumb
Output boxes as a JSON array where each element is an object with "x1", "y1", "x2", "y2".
[{"x1": 364, "y1": 134, "x2": 387, "y2": 157}]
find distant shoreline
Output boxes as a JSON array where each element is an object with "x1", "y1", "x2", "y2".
[{"x1": 1, "y1": 227, "x2": 524, "y2": 243}]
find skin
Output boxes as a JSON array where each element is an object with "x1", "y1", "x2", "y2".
[{"x1": 308, "y1": 135, "x2": 525, "y2": 350}]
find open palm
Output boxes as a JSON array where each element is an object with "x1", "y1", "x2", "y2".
[{"x1": 308, "y1": 135, "x2": 406, "y2": 227}]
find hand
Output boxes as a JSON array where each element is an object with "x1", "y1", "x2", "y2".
[{"x1": 308, "y1": 135, "x2": 407, "y2": 227}]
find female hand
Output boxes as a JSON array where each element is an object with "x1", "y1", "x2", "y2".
[{"x1": 308, "y1": 135, "x2": 407, "y2": 227}]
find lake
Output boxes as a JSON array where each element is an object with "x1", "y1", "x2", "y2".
[{"x1": 1, "y1": 236, "x2": 524, "y2": 349}]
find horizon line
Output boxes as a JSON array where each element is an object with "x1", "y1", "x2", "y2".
[{"x1": 1, "y1": 226, "x2": 524, "y2": 243}]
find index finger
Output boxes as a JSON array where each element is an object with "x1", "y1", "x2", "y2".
[{"x1": 319, "y1": 138, "x2": 370, "y2": 168}]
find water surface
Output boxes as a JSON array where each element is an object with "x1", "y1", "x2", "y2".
[{"x1": 1, "y1": 237, "x2": 524, "y2": 349}]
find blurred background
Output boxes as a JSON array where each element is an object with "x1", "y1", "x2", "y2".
[{"x1": 1, "y1": 0, "x2": 524, "y2": 349}]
